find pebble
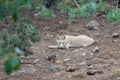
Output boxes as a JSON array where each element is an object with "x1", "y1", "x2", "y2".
[
  {"x1": 86, "y1": 20, "x2": 99, "y2": 30},
  {"x1": 81, "y1": 52, "x2": 87, "y2": 57},
  {"x1": 11, "y1": 71, "x2": 24, "y2": 77},
  {"x1": 92, "y1": 58, "x2": 107, "y2": 63},
  {"x1": 63, "y1": 59, "x2": 71, "y2": 62},
  {"x1": 34, "y1": 59, "x2": 40, "y2": 63},
  {"x1": 56, "y1": 60, "x2": 63, "y2": 64},
  {"x1": 87, "y1": 65, "x2": 94, "y2": 69},
  {"x1": 79, "y1": 61, "x2": 86, "y2": 66},
  {"x1": 73, "y1": 49, "x2": 79, "y2": 53},
  {"x1": 112, "y1": 39, "x2": 118, "y2": 43},
  {"x1": 87, "y1": 70, "x2": 103, "y2": 76},
  {"x1": 112, "y1": 32, "x2": 119, "y2": 38},
  {"x1": 71, "y1": 72, "x2": 85, "y2": 78},
  {"x1": 11, "y1": 68, "x2": 36, "y2": 77},
  {"x1": 41, "y1": 66, "x2": 60, "y2": 72},
  {"x1": 24, "y1": 68, "x2": 36, "y2": 74},
  {"x1": 45, "y1": 54, "x2": 57, "y2": 61},
  {"x1": 92, "y1": 46, "x2": 99, "y2": 53},
  {"x1": 66, "y1": 66, "x2": 76, "y2": 72}
]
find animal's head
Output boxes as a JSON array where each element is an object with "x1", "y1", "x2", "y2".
[{"x1": 56, "y1": 35, "x2": 68, "y2": 49}]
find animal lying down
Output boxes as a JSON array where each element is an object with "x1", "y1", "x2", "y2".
[{"x1": 48, "y1": 35, "x2": 95, "y2": 49}]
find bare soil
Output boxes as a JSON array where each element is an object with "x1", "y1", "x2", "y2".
[{"x1": 1, "y1": 3, "x2": 120, "y2": 80}]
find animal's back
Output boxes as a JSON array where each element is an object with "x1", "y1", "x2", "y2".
[{"x1": 65, "y1": 35, "x2": 94, "y2": 47}]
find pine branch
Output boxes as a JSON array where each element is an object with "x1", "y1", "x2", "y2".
[{"x1": 73, "y1": 0, "x2": 80, "y2": 7}]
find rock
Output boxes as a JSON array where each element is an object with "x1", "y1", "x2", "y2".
[
  {"x1": 86, "y1": 20, "x2": 99, "y2": 30},
  {"x1": 66, "y1": 66, "x2": 76, "y2": 72},
  {"x1": 24, "y1": 68, "x2": 36, "y2": 74},
  {"x1": 63, "y1": 59, "x2": 71, "y2": 62},
  {"x1": 11, "y1": 71, "x2": 24, "y2": 77},
  {"x1": 87, "y1": 70, "x2": 96, "y2": 75},
  {"x1": 11, "y1": 68, "x2": 36, "y2": 77},
  {"x1": 41, "y1": 66, "x2": 60, "y2": 72},
  {"x1": 71, "y1": 72, "x2": 85, "y2": 79},
  {"x1": 56, "y1": 60, "x2": 63, "y2": 64},
  {"x1": 34, "y1": 59, "x2": 40, "y2": 63},
  {"x1": 81, "y1": 52, "x2": 87, "y2": 57},
  {"x1": 96, "y1": 33, "x2": 101, "y2": 37},
  {"x1": 92, "y1": 46, "x2": 99, "y2": 53},
  {"x1": 96, "y1": 11, "x2": 108, "y2": 17},
  {"x1": 87, "y1": 65, "x2": 94, "y2": 69},
  {"x1": 45, "y1": 54, "x2": 57, "y2": 62},
  {"x1": 87, "y1": 70, "x2": 103, "y2": 76},
  {"x1": 79, "y1": 61, "x2": 86, "y2": 66},
  {"x1": 73, "y1": 49, "x2": 79, "y2": 53},
  {"x1": 72, "y1": 20, "x2": 79, "y2": 23},
  {"x1": 112, "y1": 32, "x2": 120, "y2": 38},
  {"x1": 112, "y1": 39, "x2": 118, "y2": 43},
  {"x1": 47, "y1": 66, "x2": 60, "y2": 72},
  {"x1": 92, "y1": 58, "x2": 107, "y2": 63},
  {"x1": 55, "y1": 60, "x2": 63, "y2": 64},
  {"x1": 59, "y1": 21, "x2": 63, "y2": 24}
]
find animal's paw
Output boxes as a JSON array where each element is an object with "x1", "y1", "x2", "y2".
[{"x1": 48, "y1": 45, "x2": 59, "y2": 49}]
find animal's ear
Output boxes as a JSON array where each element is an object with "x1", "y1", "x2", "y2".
[
  {"x1": 63, "y1": 35, "x2": 65, "y2": 39},
  {"x1": 56, "y1": 35, "x2": 60, "y2": 39}
]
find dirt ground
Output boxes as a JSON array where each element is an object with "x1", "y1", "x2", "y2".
[{"x1": 1, "y1": 2, "x2": 120, "y2": 80}]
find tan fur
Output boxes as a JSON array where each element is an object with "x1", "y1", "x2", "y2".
[{"x1": 56, "y1": 35, "x2": 95, "y2": 49}]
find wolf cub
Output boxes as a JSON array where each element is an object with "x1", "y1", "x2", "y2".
[{"x1": 56, "y1": 35, "x2": 95, "y2": 49}]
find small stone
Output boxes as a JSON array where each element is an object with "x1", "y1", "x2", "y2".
[
  {"x1": 92, "y1": 58, "x2": 106, "y2": 63},
  {"x1": 72, "y1": 20, "x2": 79, "y2": 23},
  {"x1": 72, "y1": 72, "x2": 85, "y2": 78},
  {"x1": 34, "y1": 59, "x2": 40, "y2": 63},
  {"x1": 11, "y1": 71, "x2": 24, "y2": 77},
  {"x1": 66, "y1": 66, "x2": 76, "y2": 72},
  {"x1": 96, "y1": 33, "x2": 100, "y2": 37},
  {"x1": 112, "y1": 32, "x2": 120, "y2": 38},
  {"x1": 81, "y1": 52, "x2": 87, "y2": 57},
  {"x1": 87, "y1": 70, "x2": 96, "y2": 75},
  {"x1": 24, "y1": 68, "x2": 36, "y2": 74},
  {"x1": 79, "y1": 61, "x2": 86, "y2": 66},
  {"x1": 56, "y1": 60, "x2": 63, "y2": 64},
  {"x1": 117, "y1": 77, "x2": 120, "y2": 80},
  {"x1": 96, "y1": 11, "x2": 107, "y2": 17},
  {"x1": 45, "y1": 54, "x2": 57, "y2": 61},
  {"x1": 87, "y1": 65, "x2": 94, "y2": 69},
  {"x1": 86, "y1": 20, "x2": 99, "y2": 30},
  {"x1": 63, "y1": 59, "x2": 71, "y2": 62},
  {"x1": 73, "y1": 49, "x2": 79, "y2": 53},
  {"x1": 112, "y1": 39, "x2": 118, "y2": 43},
  {"x1": 87, "y1": 70, "x2": 103, "y2": 76},
  {"x1": 92, "y1": 46, "x2": 99, "y2": 53},
  {"x1": 41, "y1": 66, "x2": 60, "y2": 72},
  {"x1": 12, "y1": 68, "x2": 36, "y2": 76},
  {"x1": 59, "y1": 21, "x2": 63, "y2": 24}
]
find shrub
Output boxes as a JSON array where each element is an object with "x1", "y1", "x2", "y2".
[
  {"x1": 57, "y1": 2, "x2": 68, "y2": 14},
  {"x1": 0, "y1": 18, "x2": 41, "y2": 75},
  {"x1": 107, "y1": 8, "x2": 120, "y2": 23},
  {"x1": 97, "y1": 1, "x2": 109, "y2": 11},
  {"x1": 80, "y1": 1, "x2": 97, "y2": 18},
  {"x1": 68, "y1": 7, "x2": 81, "y2": 18},
  {"x1": 41, "y1": 6, "x2": 55, "y2": 19}
]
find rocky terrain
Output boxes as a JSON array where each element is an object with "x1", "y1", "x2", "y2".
[{"x1": 0, "y1": 3, "x2": 120, "y2": 80}]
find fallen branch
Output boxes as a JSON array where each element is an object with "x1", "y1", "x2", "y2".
[{"x1": 73, "y1": 0, "x2": 80, "y2": 7}]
